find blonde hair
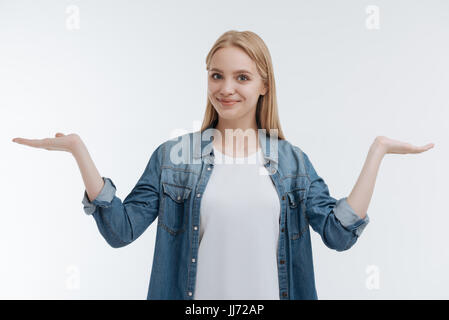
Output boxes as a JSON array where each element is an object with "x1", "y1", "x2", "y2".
[{"x1": 200, "y1": 30, "x2": 285, "y2": 140}]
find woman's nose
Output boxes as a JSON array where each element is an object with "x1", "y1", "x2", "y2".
[
  {"x1": 219, "y1": 83, "x2": 235, "y2": 95},
  {"x1": 222, "y1": 78, "x2": 239, "y2": 92}
]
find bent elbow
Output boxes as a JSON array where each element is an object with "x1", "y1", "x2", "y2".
[
  {"x1": 336, "y1": 235, "x2": 359, "y2": 252},
  {"x1": 104, "y1": 236, "x2": 131, "y2": 249},
  {"x1": 322, "y1": 229, "x2": 360, "y2": 252}
]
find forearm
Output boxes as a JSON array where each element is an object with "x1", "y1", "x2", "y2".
[
  {"x1": 346, "y1": 138, "x2": 386, "y2": 220},
  {"x1": 71, "y1": 138, "x2": 105, "y2": 202}
]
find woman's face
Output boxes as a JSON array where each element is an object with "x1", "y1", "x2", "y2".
[{"x1": 207, "y1": 46, "x2": 267, "y2": 123}]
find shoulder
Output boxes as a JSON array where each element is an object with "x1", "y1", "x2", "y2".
[
  {"x1": 277, "y1": 139, "x2": 317, "y2": 178},
  {"x1": 284, "y1": 140, "x2": 305, "y2": 157},
  {"x1": 154, "y1": 131, "x2": 197, "y2": 166},
  {"x1": 279, "y1": 138, "x2": 306, "y2": 162}
]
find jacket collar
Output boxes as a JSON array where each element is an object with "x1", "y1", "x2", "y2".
[{"x1": 192, "y1": 120, "x2": 279, "y2": 165}]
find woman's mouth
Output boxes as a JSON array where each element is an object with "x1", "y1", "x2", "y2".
[{"x1": 218, "y1": 98, "x2": 241, "y2": 106}]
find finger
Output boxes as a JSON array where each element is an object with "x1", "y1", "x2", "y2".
[
  {"x1": 12, "y1": 137, "x2": 46, "y2": 148},
  {"x1": 55, "y1": 132, "x2": 64, "y2": 137},
  {"x1": 414, "y1": 143, "x2": 434, "y2": 153},
  {"x1": 12, "y1": 137, "x2": 29, "y2": 144}
]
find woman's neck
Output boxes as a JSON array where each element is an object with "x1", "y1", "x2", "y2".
[{"x1": 212, "y1": 125, "x2": 260, "y2": 158}]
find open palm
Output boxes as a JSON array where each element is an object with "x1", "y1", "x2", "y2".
[
  {"x1": 376, "y1": 136, "x2": 435, "y2": 155},
  {"x1": 12, "y1": 132, "x2": 80, "y2": 153}
]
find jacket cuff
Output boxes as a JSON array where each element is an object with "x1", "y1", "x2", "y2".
[
  {"x1": 81, "y1": 177, "x2": 117, "y2": 215},
  {"x1": 334, "y1": 197, "x2": 370, "y2": 237}
]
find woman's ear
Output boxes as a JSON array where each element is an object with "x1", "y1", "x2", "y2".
[{"x1": 261, "y1": 83, "x2": 268, "y2": 96}]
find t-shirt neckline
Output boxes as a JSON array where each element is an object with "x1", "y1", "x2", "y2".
[{"x1": 213, "y1": 146, "x2": 262, "y2": 161}]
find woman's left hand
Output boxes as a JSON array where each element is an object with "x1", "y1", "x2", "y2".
[{"x1": 375, "y1": 136, "x2": 435, "y2": 155}]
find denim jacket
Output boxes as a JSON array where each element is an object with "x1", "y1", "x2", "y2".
[{"x1": 82, "y1": 123, "x2": 370, "y2": 300}]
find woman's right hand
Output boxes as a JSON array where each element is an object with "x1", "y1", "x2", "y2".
[
  {"x1": 13, "y1": 132, "x2": 105, "y2": 202},
  {"x1": 12, "y1": 132, "x2": 81, "y2": 154}
]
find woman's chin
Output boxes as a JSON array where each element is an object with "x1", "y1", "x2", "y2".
[{"x1": 217, "y1": 109, "x2": 242, "y2": 119}]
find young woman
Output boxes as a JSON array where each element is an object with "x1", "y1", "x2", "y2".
[{"x1": 12, "y1": 30, "x2": 434, "y2": 300}]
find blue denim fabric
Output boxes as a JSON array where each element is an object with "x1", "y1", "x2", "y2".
[{"x1": 82, "y1": 123, "x2": 370, "y2": 300}]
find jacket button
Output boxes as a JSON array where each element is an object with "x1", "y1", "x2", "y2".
[
  {"x1": 188, "y1": 292, "x2": 192, "y2": 296},
  {"x1": 282, "y1": 195, "x2": 285, "y2": 200},
  {"x1": 281, "y1": 228, "x2": 284, "y2": 232},
  {"x1": 192, "y1": 258, "x2": 196, "y2": 263},
  {"x1": 282, "y1": 292, "x2": 287, "y2": 297},
  {"x1": 194, "y1": 226, "x2": 198, "y2": 230},
  {"x1": 280, "y1": 260, "x2": 285, "y2": 264},
  {"x1": 177, "y1": 195, "x2": 181, "y2": 201},
  {"x1": 207, "y1": 167, "x2": 211, "y2": 171},
  {"x1": 196, "y1": 193, "x2": 201, "y2": 198}
]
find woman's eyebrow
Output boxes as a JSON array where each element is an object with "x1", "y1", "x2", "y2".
[{"x1": 209, "y1": 68, "x2": 253, "y2": 75}]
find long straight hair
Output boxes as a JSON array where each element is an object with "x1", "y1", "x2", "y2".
[{"x1": 200, "y1": 30, "x2": 286, "y2": 140}]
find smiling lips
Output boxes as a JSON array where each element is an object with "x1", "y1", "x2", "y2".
[{"x1": 218, "y1": 98, "x2": 241, "y2": 106}]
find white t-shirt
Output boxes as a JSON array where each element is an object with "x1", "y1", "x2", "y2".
[{"x1": 193, "y1": 146, "x2": 281, "y2": 300}]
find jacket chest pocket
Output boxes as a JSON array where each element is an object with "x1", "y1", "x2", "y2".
[
  {"x1": 160, "y1": 182, "x2": 192, "y2": 235},
  {"x1": 287, "y1": 188, "x2": 308, "y2": 240}
]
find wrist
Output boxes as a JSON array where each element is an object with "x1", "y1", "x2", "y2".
[
  {"x1": 372, "y1": 136, "x2": 387, "y2": 156},
  {"x1": 70, "y1": 136, "x2": 86, "y2": 157}
]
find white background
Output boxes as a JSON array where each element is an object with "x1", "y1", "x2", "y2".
[{"x1": 1, "y1": 0, "x2": 448, "y2": 299}]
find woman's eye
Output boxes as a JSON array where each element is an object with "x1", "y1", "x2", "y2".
[{"x1": 210, "y1": 73, "x2": 249, "y2": 81}]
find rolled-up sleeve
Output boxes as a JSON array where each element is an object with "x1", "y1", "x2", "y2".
[
  {"x1": 302, "y1": 151, "x2": 370, "y2": 251},
  {"x1": 334, "y1": 197, "x2": 370, "y2": 237},
  {"x1": 80, "y1": 143, "x2": 163, "y2": 248},
  {"x1": 82, "y1": 177, "x2": 117, "y2": 215}
]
